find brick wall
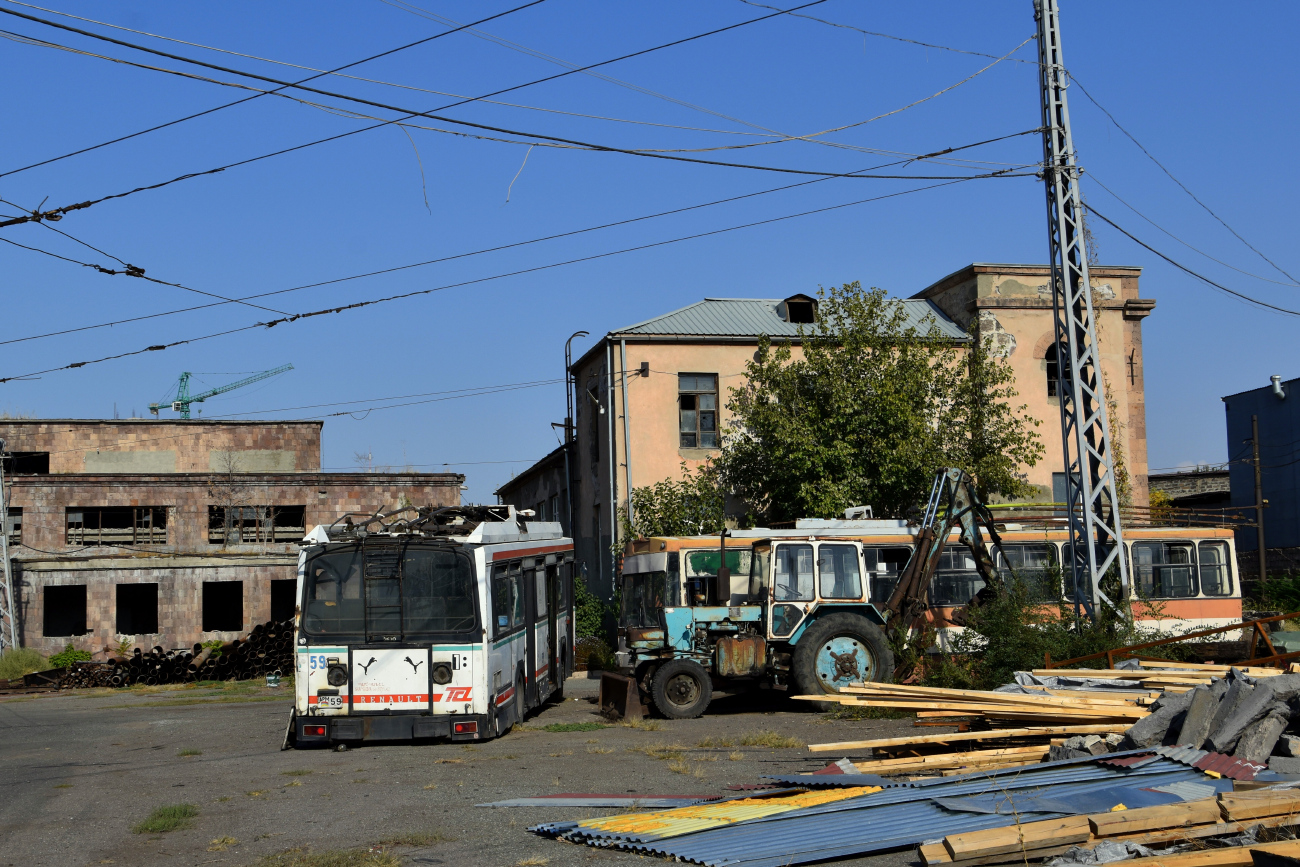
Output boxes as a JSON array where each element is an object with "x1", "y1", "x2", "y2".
[
  {"x1": 0, "y1": 420, "x2": 323, "y2": 473},
  {"x1": 1148, "y1": 471, "x2": 1231, "y2": 500}
]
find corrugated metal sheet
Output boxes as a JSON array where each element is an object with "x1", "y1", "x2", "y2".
[
  {"x1": 535, "y1": 755, "x2": 1214, "y2": 867},
  {"x1": 612, "y1": 298, "x2": 970, "y2": 340},
  {"x1": 1152, "y1": 745, "x2": 1270, "y2": 781}
]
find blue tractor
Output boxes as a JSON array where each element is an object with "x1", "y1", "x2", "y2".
[{"x1": 601, "y1": 468, "x2": 1004, "y2": 719}]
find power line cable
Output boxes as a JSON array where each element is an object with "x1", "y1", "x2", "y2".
[
  {"x1": 0, "y1": 129, "x2": 1039, "y2": 349},
  {"x1": 0, "y1": 174, "x2": 995, "y2": 384},
  {"x1": 1084, "y1": 172, "x2": 1300, "y2": 289},
  {"x1": 734, "y1": 0, "x2": 1039, "y2": 63},
  {"x1": 0, "y1": 0, "x2": 828, "y2": 185},
  {"x1": 0, "y1": 0, "x2": 549, "y2": 180},
  {"x1": 1070, "y1": 77, "x2": 1300, "y2": 286},
  {"x1": 0, "y1": 229, "x2": 291, "y2": 316},
  {"x1": 1086, "y1": 205, "x2": 1300, "y2": 317}
]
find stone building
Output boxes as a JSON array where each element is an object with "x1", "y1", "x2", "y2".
[
  {"x1": 503, "y1": 263, "x2": 1155, "y2": 595},
  {"x1": 1, "y1": 419, "x2": 462, "y2": 656},
  {"x1": 494, "y1": 445, "x2": 569, "y2": 537}
]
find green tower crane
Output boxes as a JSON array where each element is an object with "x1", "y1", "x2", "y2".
[{"x1": 149, "y1": 364, "x2": 294, "y2": 419}]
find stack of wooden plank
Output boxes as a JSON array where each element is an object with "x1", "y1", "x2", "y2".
[
  {"x1": 920, "y1": 788, "x2": 1300, "y2": 867},
  {"x1": 795, "y1": 681, "x2": 1153, "y2": 725},
  {"x1": 809, "y1": 724, "x2": 1131, "y2": 755},
  {"x1": 1031, "y1": 660, "x2": 1290, "y2": 694}
]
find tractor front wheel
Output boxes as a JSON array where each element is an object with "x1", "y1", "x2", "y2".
[
  {"x1": 793, "y1": 613, "x2": 893, "y2": 712},
  {"x1": 650, "y1": 659, "x2": 713, "y2": 719}
]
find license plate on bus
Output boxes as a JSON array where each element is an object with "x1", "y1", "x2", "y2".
[{"x1": 319, "y1": 695, "x2": 343, "y2": 709}]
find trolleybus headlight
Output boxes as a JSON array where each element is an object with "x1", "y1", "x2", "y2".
[
  {"x1": 431, "y1": 662, "x2": 453, "y2": 685},
  {"x1": 326, "y1": 664, "x2": 349, "y2": 687}
]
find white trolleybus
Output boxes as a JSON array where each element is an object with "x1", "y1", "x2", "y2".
[{"x1": 287, "y1": 505, "x2": 574, "y2": 748}]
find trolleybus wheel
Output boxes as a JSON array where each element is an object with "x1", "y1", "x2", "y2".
[
  {"x1": 649, "y1": 659, "x2": 713, "y2": 719},
  {"x1": 792, "y1": 613, "x2": 893, "y2": 712}
]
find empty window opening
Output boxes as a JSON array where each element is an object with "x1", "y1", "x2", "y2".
[
  {"x1": 208, "y1": 505, "x2": 306, "y2": 544},
  {"x1": 67, "y1": 506, "x2": 167, "y2": 546},
  {"x1": 44, "y1": 584, "x2": 87, "y2": 637},
  {"x1": 5, "y1": 507, "x2": 20, "y2": 546},
  {"x1": 116, "y1": 583, "x2": 158, "y2": 635},
  {"x1": 203, "y1": 581, "x2": 244, "y2": 632},
  {"x1": 3, "y1": 452, "x2": 49, "y2": 475},
  {"x1": 785, "y1": 300, "x2": 816, "y2": 323},
  {"x1": 1046, "y1": 344, "x2": 1063, "y2": 398},
  {"x1": 679, "y1": 374, "x2": 718, "y2": 449},
  {"x1": 270, "y1": 579, "x2": 297, "y2": 622}
]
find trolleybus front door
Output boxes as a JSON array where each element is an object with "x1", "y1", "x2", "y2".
[{"x1": 524, "y1": 557, "x2": 538, "y2": 704}]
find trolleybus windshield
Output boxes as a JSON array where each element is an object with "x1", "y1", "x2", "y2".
[{"x1": 302, "y1": 543, "x2": 478, "y2": 641}]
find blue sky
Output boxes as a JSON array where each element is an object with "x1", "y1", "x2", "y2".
[{"x1": 1, "y1": 1, "x2": 1297, "y2": 501}]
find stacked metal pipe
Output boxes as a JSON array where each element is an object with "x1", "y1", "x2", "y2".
[{"x1": 58, "y1": 618, "x2": 294, "y2": 688}]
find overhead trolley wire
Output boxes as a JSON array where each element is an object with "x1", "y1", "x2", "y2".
[
  {"x1": 1087, "y1": 205, "x2": 1300, "y2": 318},
  {"x1": 0, "y1": 2, "x2": 1037, "y2": 231},
  {"x1": 0, "y1": 0, "x2": 549, "y2": 181},
  {"x1": 0, "y1": 174, "x2": 999, "y2": 384},
  {"x1": 0, "y1": 129, "x2": 1040, "y2": 350},
  {"x1": 1070, "y1": 77, "x2": 1300, "y2": 287},
  {"x1": 0, "y1": 0, "x2": 826, "y2": 186}
]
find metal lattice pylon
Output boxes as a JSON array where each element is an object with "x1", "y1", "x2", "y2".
[{"x1": 1034, "y1": 0, "x2": 1130, "y2": 619}]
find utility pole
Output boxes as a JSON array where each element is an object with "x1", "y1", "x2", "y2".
[
  {"x1": 0, "y1": 439, "x2": 18, "y2": 651},
  {"x1": 563, "y1": 331, "x2": 588, "y2": 545},
  {"x1": 1252, "y1": 414, "x2": 1267, "y2": 586},
  {"x1": 1034, "y1": 0, "x2": 1130, "y2": 620}
]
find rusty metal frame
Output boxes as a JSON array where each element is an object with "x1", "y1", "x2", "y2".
[{"x1": 1043, "y1": 610, "x2": 1300, "y2": 669}]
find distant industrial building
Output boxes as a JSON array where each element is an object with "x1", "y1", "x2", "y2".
[
  {"x1": 1223, "y1": 375, "x2": 1300, "y2": 577},
  {"x1": 1148, "y1": 466, "x2": 1231, "y2": 511},
  {"x1": 1, "y1": 420, "x2": 461, "y2": 656}
]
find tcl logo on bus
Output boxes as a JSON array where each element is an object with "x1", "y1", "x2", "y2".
[{"x1": 440, "y1": 686, "x2": 471, "y2": 702}]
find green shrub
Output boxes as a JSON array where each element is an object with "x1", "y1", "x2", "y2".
[
  {"x1": 0, "y1": 647, "x2": 48, "y2": 680},
  {"x1": 573, "y1": 579, "x2": 607, "y2": 639},
  {"x1": 47, "y1": 644, "x2": 92, "y2": 669}
]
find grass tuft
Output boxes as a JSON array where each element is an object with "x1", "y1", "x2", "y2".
[
  {"x1": 696, "y1": 736, "x2": 734, "y2": 748},
  {"x1": 620, "y1": 717, "x2": 662, "y2": 731},
  {"x1": 586, "y1": 745, "x2": 614, "y2": 754},
  {"x1": 666, "y1": 759, "x2": 691, "y2": 775},
  {"x1": 375, "y1": 831, "x2": 454, "y2": 847},
  {"x1": 738, "y1": 730, "x2": 803, "y2": 748},
  {"x1": 515, "y1": 857, "x2": 549, "y2": 866},
  {"x1": 541, "y1": 722, "x2": 606, "y2": 732},
  {"x1": 255, "y1": 848, "x2": 400, "y2": 867},
  {"x1": 132, "y1": 803, "x2": 198, "y2": 834},
  {"x1": 177, "y1": 748, "x2": 202, "y2": 757},
  {"x1": 208, "y1": 837, "x2": 238, "y2": 852},
  {"x1": 629, "y1": 743, "x2": 687, "y2": 761},
  {"x1": 728, "y1": 751, "x2": 745, "y2": 761}
]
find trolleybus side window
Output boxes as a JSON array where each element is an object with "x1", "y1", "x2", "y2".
[
  {"x1": 509, "y1": 561, "x2": 526, "y2": 626},
  {"x1": 818, "y1": 543, "x2": 862, "y2": 599},
  {"x1": 535, "y1": 564, "x2": 548, "y2": 618},
  {"x1": 996, "y1": 543, "x2": 1061, "y2": 602},
  {"x1": 930, "y1": 549, "x2": 984, "y2": 607},
  {"x1": 864, "y1": 546, "x2": 910, "y2": 604},
  {"x1": 1133, "y1": 541, "x2": 1197, "y2": 598},
  {"x1": 492, "y1": 562, "x2": 521, "y2": 636},
  {"x1": 773, "y1": 544, "x2": 814, "y2": 602},
  {"x1": 304, "y1": 548, "x2": 364, "y2": 636},
  {"x1": 401, "y1": 547, "x2": 476, "y2": 633},
  {"x1": 1199, "y1": 541, "x2": 1233, "y2": 597}
]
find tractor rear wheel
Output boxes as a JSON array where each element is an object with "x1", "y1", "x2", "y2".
[{"x1": 793, "y1": 613, "x2": 893, "y2": 712}]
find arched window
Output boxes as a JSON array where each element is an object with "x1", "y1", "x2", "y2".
[{"x1": 1045, "y1": 344, "x2": 1061, "y2": 398}]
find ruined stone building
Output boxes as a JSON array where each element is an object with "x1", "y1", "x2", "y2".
[
  {"x1": 496, "y1": 263, "x2": 1155, "y2": 595},
  {"x1": 0, "y1": 420, "x2": 462, "y2": 656}
]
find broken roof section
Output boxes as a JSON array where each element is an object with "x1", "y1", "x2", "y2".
[{"x1": 610, "y1": 296, "x2": 970, "y2": 341}]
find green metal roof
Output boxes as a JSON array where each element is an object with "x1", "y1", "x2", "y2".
[{"x1": 611, "y1": 297, "x2": 969, "y2": 340}]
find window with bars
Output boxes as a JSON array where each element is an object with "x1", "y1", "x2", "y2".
[
  {"x1": 679, "y1": 373, "x2": 718, "y2": 449},
  {"x1": 67, "y1": 506, "x2": 167, "y2": 546},
  {"x1": 208, "y1": 505, "x2": 306, "y2": 544}
]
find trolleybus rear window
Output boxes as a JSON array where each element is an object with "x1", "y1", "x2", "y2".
[{"x1": 302, "y1": 544, "x2": 478, "y2": 639}]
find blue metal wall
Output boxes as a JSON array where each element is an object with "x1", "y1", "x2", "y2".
[{"x1": 1223, "y1": 375, "x2": 1300, "y2": 551}]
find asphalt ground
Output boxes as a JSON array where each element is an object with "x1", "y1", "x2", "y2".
[{"x1": 0, "y1": 674, "x2": 925, "y2": 867}]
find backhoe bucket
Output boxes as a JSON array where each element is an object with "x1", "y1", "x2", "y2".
[{"x1": 598, "y1": 671, "x2": 648, "y2": 721}]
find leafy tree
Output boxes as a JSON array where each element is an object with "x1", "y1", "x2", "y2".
[
  {"x1": 718, "y1": 282, "x2": 1043, "y2": 522},
  {"x1": 618, "y1": 461, "x2": 726, "y2": 539}
]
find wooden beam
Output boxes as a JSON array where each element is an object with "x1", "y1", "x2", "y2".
[{"x1": 808, "y1": 723, "x2": 1125, "y2": 753}]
